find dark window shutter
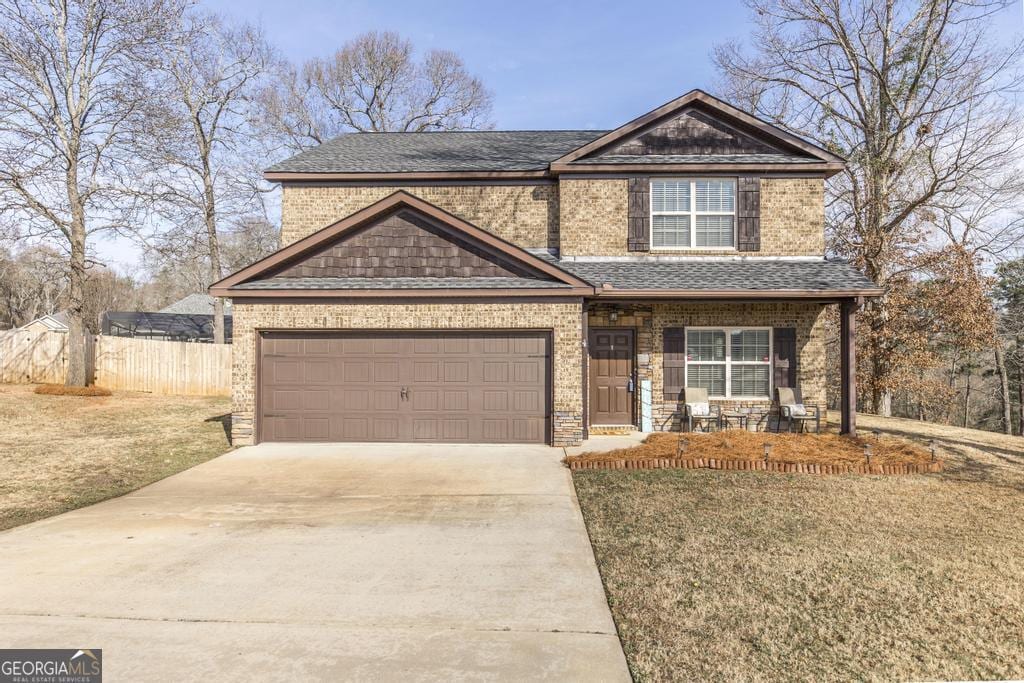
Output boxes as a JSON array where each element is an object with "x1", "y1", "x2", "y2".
[
  {"x1": 773, "y1": 327, "x2": 797, "y2": 390},
  {"x1": 737, "y1": 176, "x2": 760, "y2": 252},
  {"x1": 627, "y1": 177, "x2": 650, "y2": 251},
  {"x1": 664, "y1": 327, "x2": 686, "y2": 400}
]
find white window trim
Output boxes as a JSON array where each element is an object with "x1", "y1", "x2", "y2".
[
  {"x1": 650, "y1": 178, "x2": 738, "y2": 250},
  {"x1": 685, "y1": 326, "x2": 772, "y2": 399}
]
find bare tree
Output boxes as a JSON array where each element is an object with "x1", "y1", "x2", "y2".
[
  {"x1": 0, "y1": 0, "x2": 182, "y2": 384},
  {"x1": 144, "y1": 12, "x2": 272, "y2": 343},
  {"x1": 260, "y1": 30, "x2": 493, "y2": 151},
  {"x1": 715, "y1": 0, "x2": 1024, "y2": 415}
]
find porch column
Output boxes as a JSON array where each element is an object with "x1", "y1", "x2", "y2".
[{"x1": 839, "y1": 298, "x2": 859, "y2": 436}]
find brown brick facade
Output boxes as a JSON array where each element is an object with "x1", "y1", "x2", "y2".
[
  {"x1": 559, "y1": 177, "x2": 824, "y2": 257},
  {"x1": 587, "y1": 301, "x2": 828, "y2": 431},
  {"x1": 280, "y1": 183, "x2": 558, "y2": 249},
  {"x1": 231, "y1": 301, "x2": 584, "y2": 446}
]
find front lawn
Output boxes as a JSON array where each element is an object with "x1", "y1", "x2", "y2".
[
  {"x1": 0, "y1": 383, "x2": 231, "y2": 531},
  {"x1": 574, "y1": 420, "x2": 1024, "y2": 681}
]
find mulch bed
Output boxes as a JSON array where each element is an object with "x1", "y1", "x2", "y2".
[
  {"x1": 566, "y1": 431, "x2": 941, "y2": 475},
  {"x1": 34, "y1": 383, "x2": 112, "y2": 397}
]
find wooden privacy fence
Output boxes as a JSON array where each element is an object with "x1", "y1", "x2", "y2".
[
  {"x1": 0, "y1": 330, "x2": 231, "y2": 396},
  {"x1": 94, "y1": 336, "x2": 231, "y2": 395},
  {"x1": 0, "y1": 329, "x2": 69, "y2": 384}
]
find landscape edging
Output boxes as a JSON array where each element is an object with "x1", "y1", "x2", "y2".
[{"x1": 565, "y1": 457, "x2": 943, "y2": 475}]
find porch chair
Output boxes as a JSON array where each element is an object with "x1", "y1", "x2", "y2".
[
  {"x1": 774, "y1": 387, "x2": 821, "y2": 433},
  {"x1": 683, "y1": 387, "x2": 721, "y2": 432}
]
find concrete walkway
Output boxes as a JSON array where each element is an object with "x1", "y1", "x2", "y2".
[{"x1": 0, "y1": 443, "x2": 629, "y2": 682}]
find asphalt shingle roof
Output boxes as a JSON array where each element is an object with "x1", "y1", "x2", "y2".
[
  {"x1": 159, "y1": 293, "x2": 232, "y2": 315},
  {"x1": 552, "y1": 259, "x2": 879, "y2": 292},
  {"x1": 233, "y1": 277, "x2": 571, "y2": 290},
  {"x1": 266, "y1": 130, "x2": 606, "y2": 174}
]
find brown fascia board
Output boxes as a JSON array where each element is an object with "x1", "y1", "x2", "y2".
[
  {"x1": 550, "y1": 162, "x2": 844, "y2": 177},
  {"x1": 263, "y1": 170, "x2": 551, "y2": 182},
  {"x1": 589, "y1": 288, "x2": 884, "y2": 300},
  {"x1": 550, "y1": 89, "x2": 846, "y2": 167},
  {"x1": 209, "y1": 190, "x2": 592, "y2": 294},
  {"x1": 217, "y1": 287, "x2": 594, "y2": 299}
]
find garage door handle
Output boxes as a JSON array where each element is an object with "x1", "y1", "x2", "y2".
[
  {"x1": 400, "y1": 387, "x2": 409, "y2": 400},
  {"x1": 265, "y1": 413, "x2": 285, "y2": 417}
]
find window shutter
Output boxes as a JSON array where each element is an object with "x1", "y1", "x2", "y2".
[
  {"x1": 737, "y1": 176, "x2": 760, "y2": 252},
  {"x1": 772, "y1": 327, "x2": 797, "y2": 390},
  {"x1": 663, "y1": 327, "x2": 686, "y2": 400},
  {"x1": 627, "y1": 177, "x2": 650, "y2": 251}
]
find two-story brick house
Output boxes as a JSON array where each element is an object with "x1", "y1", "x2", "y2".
[{"x1": 212, "y1": 90, "x2": 881, "y2": 447}]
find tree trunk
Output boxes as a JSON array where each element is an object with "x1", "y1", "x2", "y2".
[
  {"x1": 203, "y1": 155, "x2": 224, "y2": 345},
  {"x1": 65, "y1": 166, "x2": 88, "y2": 387},
  {"x1": 1017, "y1": 337, "x2": 1024, "y2": 437},
  {"x1": 995, "y1": 341, "x2": 1012, "y2": 435},
  {"x1": 962, "y1": 359, "x2": 972, "y2": 429}
]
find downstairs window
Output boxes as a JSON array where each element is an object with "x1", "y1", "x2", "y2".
[{"x1": 685, "y1": 328, "x2": 771, "y2": 398}]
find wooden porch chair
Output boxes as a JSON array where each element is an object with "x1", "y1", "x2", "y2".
[
  {"x1": 683, "y1": 387, "x2": 721, "y2": 432},
  {"x1": 774, "y1": 387, "x2": 821, "y2": 433}
]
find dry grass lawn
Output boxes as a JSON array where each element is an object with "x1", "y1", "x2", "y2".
[
  {"x1": 0, "y1": 383, "x2": 231, "y2": 530},
  {"x1": 568, "y1": 430, "x2": 933, "y2": 467},
  {"x1": 574, "y1": 417, "x2": 1024, "y2": 681}
]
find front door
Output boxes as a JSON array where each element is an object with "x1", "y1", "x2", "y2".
[{"x1": 588, "y1": 328, "x2": 635, "y2": 425}]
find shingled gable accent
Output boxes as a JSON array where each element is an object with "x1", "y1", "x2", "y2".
[
  {"x1": 549, "y1": 90, "x2": 845, "y2": 175},
  {"x1": 210, "y1": 191, "x2": 593, "y2": 298}
]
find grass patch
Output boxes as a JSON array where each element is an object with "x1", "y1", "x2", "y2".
[
  {"x1": 34, "y1": 383, "x2": 113, "y2": 397},
  {"x1": 568, "y1": 430, "x2": 933, "y2": 467},
  {"x1": 0, "y1": 383, "x2": 231, "y2": 530},
  {"x1": 574, "y1": 425, "x2": 1024, "y2": 681}
]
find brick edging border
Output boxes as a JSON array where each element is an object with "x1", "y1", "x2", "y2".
[{"x1": 565, "y1": 457, "x2": 943, "y2": 475}]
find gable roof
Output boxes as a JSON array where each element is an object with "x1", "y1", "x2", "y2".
[
  {"x1": 20, "y1": 311, "x2": 69, "y2": 331},
  {"x1": 210, "y1": 191, "x2": 593, "y2": 298},
  {"x1": 263, "y1": 90, "x2": 844, "y2": 181},
  {"x1": 264, "y1": 130, "x2": 603, "y2": 180},
  {"x1": 550, "y1": 90, "x2": 844, "y2": 174},
  {"x1": 159, "y1": 293, "x2": 233, "y2": 315}
]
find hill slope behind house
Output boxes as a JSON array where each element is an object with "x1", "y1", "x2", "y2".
[{"x1": 574, "y1": 415, "x2": 1024, "y2": 681}]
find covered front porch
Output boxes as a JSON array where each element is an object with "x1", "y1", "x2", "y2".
[{"x1": 579, "y1": 297, "x2": 862, "y2": 438}]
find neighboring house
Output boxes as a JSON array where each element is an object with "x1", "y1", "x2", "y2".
[
  {"x1": 158, "y1": 293, "x2": 233, "y2": 317},
  {"x1": 102, "y1": 294, "x2": 233, "y2": 343},
  {"x1": 19, "y1": 311, "x2": 69, "y2": 333},
  {"x1": 212, "y1": 89, "x2": 882, "y2": 447}
]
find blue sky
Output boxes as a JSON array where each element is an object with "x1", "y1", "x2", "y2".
[{"x1": 95, "y1": 0, "x2": 1024, "y2": 270}]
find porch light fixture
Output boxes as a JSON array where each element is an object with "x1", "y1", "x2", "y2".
[{"x1": 609, "y1": 310, "x2": 618, "y2": 322}]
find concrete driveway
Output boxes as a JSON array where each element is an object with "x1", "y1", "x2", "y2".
[{"x1": 0, "y1": 443, "x2": 629, "y2": 682}]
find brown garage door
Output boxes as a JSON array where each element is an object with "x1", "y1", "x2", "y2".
[{"x1": 258, "y1": 331, "x2": 551, "y2": 444}]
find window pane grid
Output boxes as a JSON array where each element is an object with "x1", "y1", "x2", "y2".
[
  {"x1": 685, "y1": 328, "x2": 771, "y2": 398},
  {"x1": 652, "y1": 215, "x2": 690, "y2": 248},
  {"x1": 687, "y1": 364, "x2": 726, "y2": 397},
  {"x1": 651, "y1": 179, "x2": 736, "y2": 249}
]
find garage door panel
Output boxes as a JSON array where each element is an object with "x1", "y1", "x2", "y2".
[{"x1": 259, "y1": 332, "x2": 550, "y2": 444}]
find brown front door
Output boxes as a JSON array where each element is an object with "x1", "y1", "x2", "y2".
[
  {"x1": 258, "y1": 331, "x2": 551, "y2": 444},
  {"x1": 589, "y1": 328, "x2": 634, "y2": 426}
]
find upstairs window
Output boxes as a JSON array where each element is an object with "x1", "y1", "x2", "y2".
[{"x1": 651, "y1": 179, "x2": 736, "y2": 249}]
